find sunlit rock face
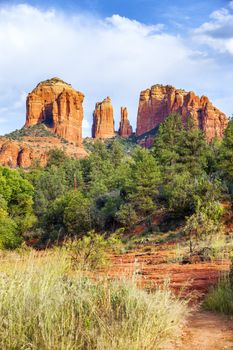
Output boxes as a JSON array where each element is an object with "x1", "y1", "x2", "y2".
[
  {"x1": 118, "y1": 107, "x2": 133, "y2": 138},
  {"x1": 92, "y1": 97, "x2": 115, "y2": 139},
  {"x1": 0, "y1": 136, "x2": 87, "y2": 168},
  {"x1": 136, "y1": 84, "x2": 228, "y2": 142},
  {"x1": 26, "y1": 77, "x2": 84, "y2": 145},
  {"x1": 0, "y1": 77, "x2": 87, "y2": 168}
]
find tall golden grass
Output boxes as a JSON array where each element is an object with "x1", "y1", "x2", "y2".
[{"x1": 0, "y1": 250, "x2": 188, "y2": 350}]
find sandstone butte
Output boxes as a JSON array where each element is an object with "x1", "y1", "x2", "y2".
[
  {"x1": 26, "y1": 77, "x2": 84, "y2": 145},
  {"x1": 0, "y1": 80, "x2": 230, "y2": 167},
  {"x1": 0, "y1": 78, "x2": 87, "y2": 167},
  {"x1": 136, "y1": 84, "x2": 229, "y2": 147},
  {"x1": 92, "y1": 97, "x2": 115, "y2": 139},
  {"x1": 118, "y1": 107, "x2": 133, "y2": 138}
]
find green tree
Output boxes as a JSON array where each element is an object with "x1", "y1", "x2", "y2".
[
  {"x1": 184, "y1": 200, "x2": 224, "y2": 254},
  {"x1": 64, "y1": 191, "x2": 92, "y2": 236},
  {"x1": 0, "y1": 167, "x2": 35, "y2": 235},
  {"x1": 0, "y1": 208, "x2": 20, "y2": 249},
  {"x1": 153, "y1": 114, "x2": 208, "y2": 176},
  {"x1": 126, "y1": 147, "x2": 161, "y2": 216},
  {"x1": 33, "y1": 166, "x2": 67, "y2": 218},
  {"x1": 178, "y1": 119, "x2": 208, "y2": 175},
  {"x1": 163, "y1": 173, "x2": 222, "y2": 215},
  {"x1": 47, "y1": 149, "x2": 68, "y2": 167},
  {"x1": 153, "y1": 113, "x2": 183, "y2": 168},
  {"x1": 219, "y1": 118, "x2": 233, "y2": 192},
  {"x1": 116, "y1": 203, "x2": 138, "y2": 228}
]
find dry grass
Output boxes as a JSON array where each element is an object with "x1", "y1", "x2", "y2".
[{"x1": 0, "y1": 249, "x2": 188, "y2": 350}]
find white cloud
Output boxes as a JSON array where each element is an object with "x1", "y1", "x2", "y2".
[
  {"x1": 194, "y1": 5, "x2": 233, "y2": 55},
  {"x1": 0, "y1": 3, "x2": 232, "y2": 137}
]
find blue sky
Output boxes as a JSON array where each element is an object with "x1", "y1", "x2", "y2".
[
  {"x1": 3, "y1": 0, "x2": 227, "y2": 25},
  {"x1": 0, "y1": 0, "x2": 232, "y2": 136}
]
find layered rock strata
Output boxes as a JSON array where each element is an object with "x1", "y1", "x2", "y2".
[
  {"x1": 136, "y1": 84, "x2": 228, "y2": 142},
  {"x1": 118, "y1": 107, "x2": 133, "y2": 137},
  {"x1": 26, "y1": 77, "x2": 84, "y2": 144},
  {"x1": 0, "y1": 136, "x2": 87, "y2": 168},
  {"x1": 92, "y1": 97, "x2": 115, "y2": 139}
]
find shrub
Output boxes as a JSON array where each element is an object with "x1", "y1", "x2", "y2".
[
  {"x1": 65, "y1": 231, "x2": 122, "y2": 270},
  {"x1": 0, "y1": 209, "x2": 21, "y2": 249},
  {"x1": 184, "y1": 201, "x2": 224, "y2": 254},
  {"x1": 116, "y1": 203, "x2": 138, "y2": 228}
]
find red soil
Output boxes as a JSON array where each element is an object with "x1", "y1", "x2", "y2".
[{"x1": 98, "y1": 241, "x2": 231, "y2": 299}]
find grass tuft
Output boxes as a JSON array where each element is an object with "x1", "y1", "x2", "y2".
[
  {"x1": 0, "y1": 251, "x2": 188, "y2": 350},
  {"x1": 203, "y1": 275, "x2": 233, "y2": 315}
]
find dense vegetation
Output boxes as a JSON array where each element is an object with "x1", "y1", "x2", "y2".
[{"x1": 0, "y1": 114, "x2": 232, "y2": 250}]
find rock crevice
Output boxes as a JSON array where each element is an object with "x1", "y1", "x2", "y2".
[
  {"x1": 136, "y1": 84, "x2": 228, "y2": 142},
  {"x1": 118, "y1": 107, "x2": 133, "y2": 138},
  {"x1": 26, "y1": 77, "x2": 84, "y2": 145}
]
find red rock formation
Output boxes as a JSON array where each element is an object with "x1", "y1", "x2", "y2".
[
  {"x1": 26, "y1": 77, "x2": 84, "y2": 144},
  {"x1": 136, "y1": 84, "x2": 228, "y2": 142},
  {"x1": 0, "y1": 136, "x2": 87, "y2": 168},
  {"x1": 92, "y1": 97, "x2": 115, "y2": 139},
  {"x1": 118, "y1": 107, "x2": 133, "y2": 137}
]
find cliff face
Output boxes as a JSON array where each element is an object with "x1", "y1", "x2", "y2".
[
  {"x1": 26, "y1": 77, "x2": 84, "y2": 145},
  {"x1": 0, "y1": 136, "x2": 87, "y2": 168},
  {"x1": 92, "y1": 97, "x2": 115, "y2": 139},
  {"x1": 118, "y1": 107, "x2": 133, "y2": 138},
  {"x1": 136, "y1": 85, "x2": 228, "y2": 142}
]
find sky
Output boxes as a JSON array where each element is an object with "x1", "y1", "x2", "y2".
[{"x1": 0, "y1": 0, "x2": 232, "y2": 136}]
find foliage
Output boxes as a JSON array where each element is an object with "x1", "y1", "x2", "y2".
[
  {"x1": 219, "y1": 118, "x2": 233, "y2": 192},
  {"x1": 0, "y1": 167, "x2": 35, "y2": 248},
  {"x1": 125, "y1": 147, "x2": 161, "y2": 216},
  {"x1": 0, "y1": 208, "x2": 20, "y2": 249},
  {"x1": 1, "y1": 112, "x2": 231, "y2": 248},
  {"x1": 153, "y1": 114, "x2": 208, "y2": 175},
  {"x1": 116, "y1": 203, "x2": 138, "y2": 228},
  {"x1": 163, "y1": 173, "x2": 222, "y2": 215},
  {"x1": 5, "y1": 124, "x2": 57, "y2": 140},
  {"x1": 66, "y1": 231, "x2": 122, "y2": 270},
  {"x1": 184, "y1": 201, "x2": 224, "y2": 254}
]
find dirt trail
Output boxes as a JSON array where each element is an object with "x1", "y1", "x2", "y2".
[{"x1": 168, "y1": 310, "x2": 233, "y2": 350}]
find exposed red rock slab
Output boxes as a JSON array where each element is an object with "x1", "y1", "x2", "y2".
[
  {"x1": 99, "y1": 244, "x2": 230, "y2": 297},
  {"x1": 92, "y1": 97, "x2": 115, "y2": 139},
  {"x1": 26, "y1": 77, "x2": 84, "y2": 145},
  {"x1": 118, "y1": 107, "x2": 133, "y2": 137},
  {"x1": 136, "y1": 84, "x2": 229, "y2": 144},
  {"x1": 0, "y1": 136, "x2": 87, "y2": 168}
]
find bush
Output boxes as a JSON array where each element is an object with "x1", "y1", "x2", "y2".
[
  {"x1": 184, "y1": 201, "x2": 224, "y2": 254},
  {"x1": 0, "y1": 252, "x2": 188, "y2": 350},
  {"x1": 65, "y1": 231, "x2": 122, "y2": 270},
  {"x1": 0, "y1": 209, "x2": 21, "y2": 249},
  {"x1": 116, "y1": 203, "x2": 138, "y2": 228}
]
